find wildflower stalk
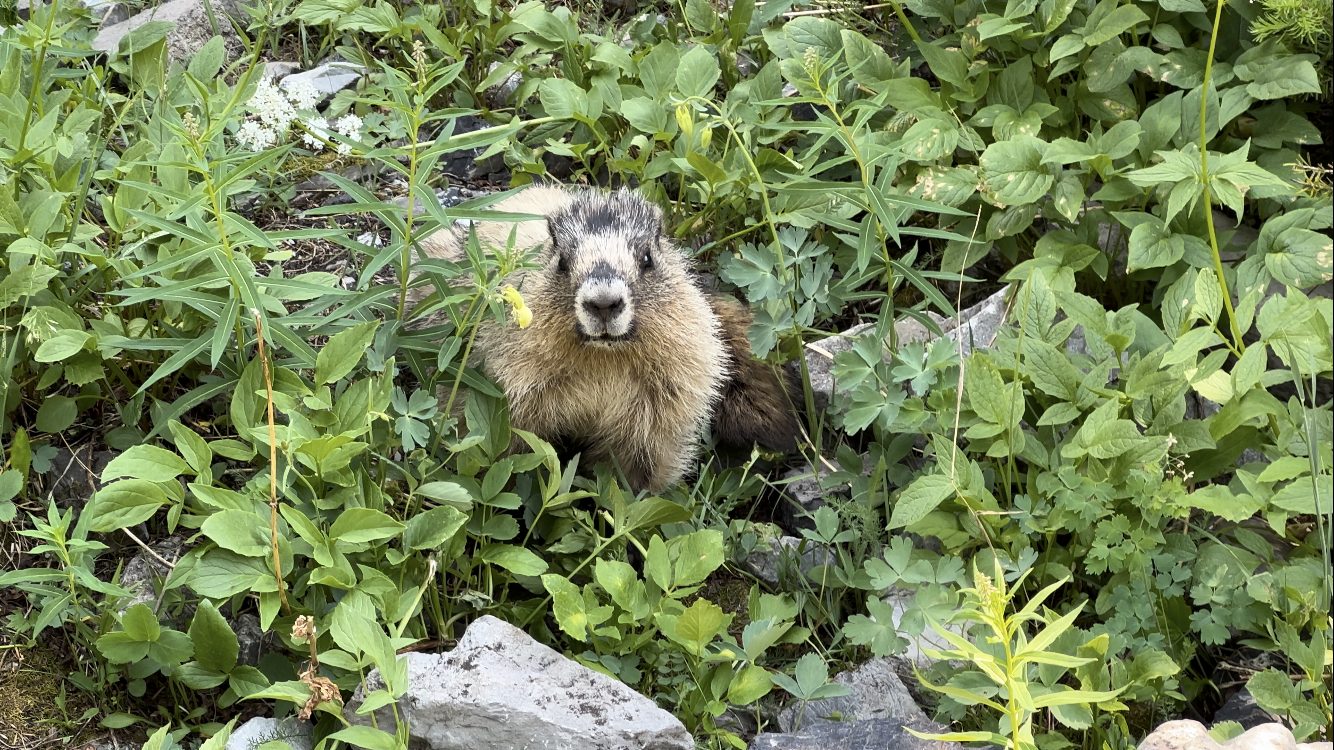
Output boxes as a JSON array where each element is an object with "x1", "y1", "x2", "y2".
[
  {"x1": 254, "y1": 311, "x2": 291, "y2": 614},
  {"x1": 1199, "y1": 0, "x2": 1246, "y2": 353}
]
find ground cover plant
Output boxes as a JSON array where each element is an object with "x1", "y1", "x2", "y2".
[{"x1": 0, "y1": 0, "x2": 1330, "y2": 748}]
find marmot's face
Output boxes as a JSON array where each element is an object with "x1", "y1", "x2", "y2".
[{"x1": 546, "y1": 190, "x2": 677, "y2": 346}]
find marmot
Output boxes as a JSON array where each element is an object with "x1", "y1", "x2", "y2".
[{"x1": 412, "y1": 185, "x2": 800, "y2": 492}]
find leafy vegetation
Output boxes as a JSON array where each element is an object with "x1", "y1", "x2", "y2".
[{"x1": 0, "y1": 0, "x2": 1330, "y2": 748}]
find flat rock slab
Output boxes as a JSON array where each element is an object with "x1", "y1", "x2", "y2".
[
  {"x1": 750, "y1": 718, "x2": 960, "y2": 750},
  {"x1": 346, "y1": 615, "x2": 694, "y2": 750}
]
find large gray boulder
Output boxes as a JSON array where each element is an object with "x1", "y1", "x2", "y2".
[{"x1": 345, "y1": 615, "x2": 694, "y2": 750}]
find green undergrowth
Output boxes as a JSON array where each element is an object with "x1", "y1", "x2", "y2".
[{"x1": 0, "y1": 0, "x2": 1330, "y2": 748}]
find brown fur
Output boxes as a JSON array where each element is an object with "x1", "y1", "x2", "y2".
[
  {"x1": 707, "y1": 295, "x2": 802, "y2": 454},
  {"x1": 411, "y1": 185, "x2": 799, "y2": 491}
]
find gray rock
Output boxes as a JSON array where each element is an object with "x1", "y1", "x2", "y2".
[
  {"x1": 777, "y1": 463, "x2": 833, "y2": 524},
  {"x1": 778, "y1": 658, "x2": 937, "y2": 733},
  {"x1": 749, "y1": 719, "x2": 959, "y2": 749},
  {"x1": 799, "y1": 308, "x2": 954, "y2": 413},
  {"x1": 93, "y1": 0, "x2": 242, "y2": 64},
  {"x1": 280, "y1": 61, "x2": 364, "y2": 102},
  {"x1": 740, "y1": 535, "x2": 834, "y2": 588},
  {"x1": 263, "y1": 60, "x2": 302, "y2": 80},
  {"x1": 880, "y1": 588, "x2": 968, "y2": 666},
  {"x1": 345, "y1": 615, "x2": 694, "y2": 750},
  {"x1": 938, "y1": 286, "x2": 1009, "y2": 358},
  {"x1": 232, "y1": 613, "x2": 266, "y2": 667},
  {"x1": 119, "y1": 535, "x2": 185, "y2": 613},
  {"x1": 1213, "y1": 691, "x2": 1277, "y2": 730},
  {"x1": 1136, "y1": 719, "x2": 1332, "y2": 750},
  {"x1": 39, "y1": 445, "x2": 115, "y2": 508},
  {"x1": 225, "y1": 716, "x2": 314, "y2": 750},
  {"x1": 483, "y1": 61, "x2": 523, "y2": 107}
]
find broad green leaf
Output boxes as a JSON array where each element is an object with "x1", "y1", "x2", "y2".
[
  {"x1": 329, "y1": 508, "x2": 404, "y2": 544},
  {"x1": 658, "y1": 598, "x2": 729, "y2": 657},
  {"x1": 541, "y1": 574, "x2": 588, "y2": 641},
  {"x1": 201, "y1": 510, "x2": 271, "y2": 557},
  {"x1": 85, "y1": 479, "x2": 168, "y2": 533},
  {"x1": 675, "y1": 45, "x2": 721, "y2": 97},
  {"x1": 1127, "y1": 219, "x2": 1186, "y2": 271},
  {"x1": 979, "y1": 137, "x2": 1052, "y2": 206},
  {"x1": 402, "y1": 505, "x2": 468, "y2": 550},
  {"x1": 315, "y1": 322, "x2": 379, "y2": 386},
  {"x1": 479, "y1": 543, "x2": 547, "y2": 576},
  {"x1": 34, "y1": 396, "x2": 77, "y2": 433},
  {"x1": 188, "y1": 601, "x2": 239, "y2": 674},
  {"x1": 890, "y1": 474, "x2": 954, "y2": 529},
  {"x1": 102, "y1": 445, "x2": 193, "y2": 483},
  {"x1": 34, "y1": 330, "x2": 92, "y2": 362}
]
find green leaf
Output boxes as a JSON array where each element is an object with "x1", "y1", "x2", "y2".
[
  {"x1": 1244, "y1": 56, "x2": 1322, "y2": 100},
  {"x1": 658, "y1": 598, "x2": 729, "y2": 657},
  {"x1": 1180, "y1": 485, "x2": 1261, "y2": 522},
  {"x1": 890, "y1": 474, "x2": 954, "y2": 529},
  {"x1": 315, "y1": 322, "x2": 379, "y2": 386},
  {"x1": 980, "y1": 137, "x2": 1052, "y2": 206},
  {"x1": 201, "y1": 510, "x2": 272, "y2": 557},
  {"x1": 478, "y1": 543, "x2": 547, "y2": 576},
  {"x1": 1127, "y1": 218, "x2": 1186, "y2": 271},
  {"x1": 34, "y1": 396, "x2": 78, "y2": 433},
  {"x1": 670, "y1": 530, "x2": 725, "y2": 587},
  {"x1": 327, "y1": 726, "x2": 400, "y2": 750},
  {"x1": 34, "y1": 330, "x2": 93, "y2": 362},
  {"x1": 541, "y1": 574, "x2": 588, "y2": 641},
  {"x1": 1082, "y1": 3, "x2": 1149, "y2": 46},
  {"x1": 85, "y1": 479, "x2": 168, "y2": 533},
  {"x1": 1246, "y1": 669, "x2": 1298, "y2": 712},
  {"x1": 188, "y1": 600, "x2": 239, "y2": 674},
  {"x1": 727, "y1": 664, "x2": 774, "y2": 705},
  {"x1": 1265, "y1": 228, "x2": 1333, "y2": 288},
  {"x1": 675, "y1": 45, "x2": 721, "y2": 98},
  {"x1": 402, "y1": 505, "x2": 468, "y2": 550},
  {"x1": 538, "y1": 78, "x2": 585, "y2": 119},
  {"x1": 102, "y1": 445, "x2": 193, "y2": 483},
  {"x1": 329, "y1": 508, "x2": 404, "y2": 544}
]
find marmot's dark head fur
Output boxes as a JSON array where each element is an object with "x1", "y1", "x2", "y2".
[{"x1": 542, "y1": 188, "x2": 685, "y2": 346}]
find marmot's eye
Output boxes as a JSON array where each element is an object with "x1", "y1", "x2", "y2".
[
  {"x1": 640, "y1": 251, "x2": 653, "y2": 270},
  {"x1": 556, "y1": 254, "x2": 570, "y2": 275}
]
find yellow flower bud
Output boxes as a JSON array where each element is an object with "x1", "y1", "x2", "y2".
[{"x1": 501, "y1": 284, "x2": 532, "y2": 329}]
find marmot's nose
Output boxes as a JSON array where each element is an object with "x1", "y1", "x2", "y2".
[{"x1": 582, "y1": 294, "x2": 626, "y2": 323}]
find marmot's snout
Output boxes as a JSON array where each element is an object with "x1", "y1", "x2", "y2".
[{"x1": 575, "y1": 271, "x2": 634, "y2": 341}]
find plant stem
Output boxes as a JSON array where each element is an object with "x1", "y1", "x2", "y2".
[
  {"x1": 1199, "y1": 0, "x2": 1246, "y2": 353},
  {"x1": 254, "y1": 312, "x2": 290, "y2": 614}
]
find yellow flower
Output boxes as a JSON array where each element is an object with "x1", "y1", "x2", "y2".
[{"x1": 500, "y1": 284, "x2": 532, "y2": 329}]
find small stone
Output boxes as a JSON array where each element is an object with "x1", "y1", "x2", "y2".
[
  {"x1": 118, "y1": 536, "x2": 185, "y2": 614},
  {"x1": 483, "y1": 61, "x2": 523, "y2": 107},
  {"x1": 225, "y1": 716, "x2": 314, "y2": 750},
  {"x1": 345, "y1": 615, "x2": 694, "y2": 750},
  {"x1": 263, "y1": 61, "x2": 302, "y2": 80},
  {"x1": 777, "y1": 657, "x2": 938, "y2": 733},
  {"x1": 1212, "y1": 690, "x2": 1277, "y2": 730},
  {"x1": 280, "y1": 61, "x2": 364, "y2": 102},
  {"x1": 232, "y1": 613, "x2": 266, "y2": 667},
  {"x1": 880, "y1": 588, "x2": 967, "y2": 666},
  {"x1": 739, "y1": 535, "x2": 833, "y2": 589}
]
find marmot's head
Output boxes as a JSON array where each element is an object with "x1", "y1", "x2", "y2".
[{"x1": 545, "y1": 188, "x2": 684, "y2": 346}]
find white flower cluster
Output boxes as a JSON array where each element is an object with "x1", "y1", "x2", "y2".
[{"x1": 233, "y1": 75, "x2": 367, "y2": 155}]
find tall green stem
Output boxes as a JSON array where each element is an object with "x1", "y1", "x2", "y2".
[{"x1": 1199, "y1": 0, "x2": 1247, "y2": 353}]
